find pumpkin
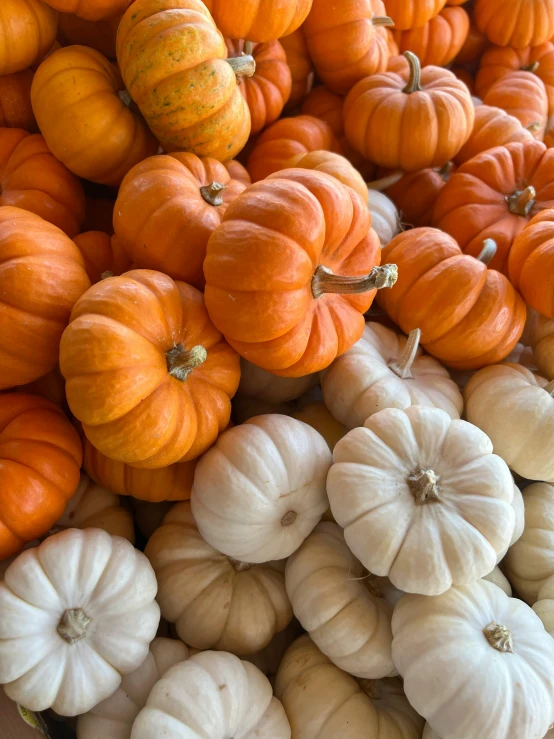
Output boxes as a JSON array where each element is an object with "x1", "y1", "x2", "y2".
[
  {"x1": 280, "y1": 29, "x2": 314, "y2": 109},
  {"x1": 392, "y1": 7, "x2": 470, "y2": 68},
  {"x1": 321, "y1": 322, "x2": 463, "y2": 429},
  {"x1": 60, "y1": 271, "x2": 240, "y2": 468},
  {"x1": 0, "y1": 70, "x2": 36, "y2": 130},
  {"x1": 546, "y1": 115, "x2": 554, "y2": 147},
  {"x1": 378, "y1": 229, "x2": 526, "y2": 369},
  {"x1": 113, "y1": 153, "x2": 249, "y2": 288},
  {"x1": 204, "y1": 168, "x2": 394, "y2": 377},
  {"x1": 0, "y1": 0, "x2": 58, "y2": 75},
  {"x1": 367, "y1": 190, "x2": 400, "y2": 246},
  {"x1": 18, "y1": 365, "x2": 67, "y2": 407},
  {"x1": 285, "y1": 522, "x2": 395, "y2": 678},
  {"x1": 383, "y1": 0, "x2": 446, "y2": 30},
  {"x1": 0, "y1": 527, "x2": 160, "y2": 715},
  {"x1": 31, "y1": 45, "x2": 158, "y2": 186},
  {"x1": 191, "y1": 415, "x2": 331, "y2": 563},
  {"x1": 275, "y1": 635, "x2": 424, "y2": 739},
  {"x1": 454, "y1": 19, "x2": 489, "y2": 65},
  {"x1": 522, "y1": 307, "x2": 554, "y2": 379},
  {"x1": 44, "y1": 0, "x2": 131, "y2": 20},
  {"x1": 509, "y1": 209, "x2": 554, "y2": 317},
  {"x1": 83, "y1": 196, "x2": 115, "y2": 234},
  {"x1": 145, "y1": 501, "x2": 293, "y2": 654},
  {"x1": 381, "y1": 162, "x2": 455, "y2": 228},
  {"x1": 291, "y1": 402, "x2": 348, "y2": 451},
  {"x1": 239, "y1": 359, "x2": 317, "y2": 404},
  {"x1": 0, "y1": 128, "x2": 85, "y2": 237},
  {"x1": 533, "y1": 573, "x2": 554, "y2": 636},
  {"x1": 203, "y1": 0, "x2": 311, "y2": 43},
  {"x1": 77, "y1": 637, "x2": 190, "y2": 739},
  {"x1": 453, "y1": 105, "x2": 535, "y2": 166},
  {"x1": 0, "y1": 207, "x2": 90, "y2": 389},
  {"x1": 116, "y1": 0, "x2": 252, "y2": 160},
  {"x1": 73, "y1": 231, "x2": 131, "y2": 284},
  {"x1": 474, "y1": 0, "x2": 554, "y2": 49},
  {"x1": 483, "y1": 566, "x2": 513, "y2": 595},
  {"x1": 243, "y1": 620, "x2": 303, "y2": 683},
  {"x1": 344, "y1": 52, "x2": 474, "y2": 171},
  {"x1": 287, "y1": 150, "x2": 368, "y2": 204},
  {"x1": 303, "y1": 0, "x2": 393, "y2": 95},
  {"x1": 433, "y1": 140, "x2": 554, "y2": 275},
  {"x1": 451, "y1": 66, "x2": 474, "y2": 93},
  {"x1": 482, "y1": 71, "x2": 548, "y2": 138},
  {"x1": 57, "y1": 12, "x2": 120, "y2": 59},
  {"x1": 393, "y1": 579, "x2": 554, "y2": 739}
]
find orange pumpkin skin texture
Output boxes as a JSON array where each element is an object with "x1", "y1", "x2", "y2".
[
  {"x1": 116, "y1": 0, "x2": 251, "y2": 160},
  {"x1": 383, "y1": 0, "x2": 447, "y2": 30},
  {"x1": 57, "y1": 12, "x2": 121, "y2": 59},
  {"x1": 344, "y1": 53, "x2": 474, "y2": 171},
  {"x1": 451, "y1": 66, "x2": 474, "y2": 93},
  {"x1": 482, "y1": 71, "x2": 548, "y2": 139},
  {"x1": 0, "y1": 393, "x2": 82, "y2": 558},
  {"x1": 204, "y1": 168, "x2": 385, "y2": 377},
  {"x1": 287, "y1": 151, "x2": 369, "y2": 204},
  {"x1": 433, "y1": 141, "x2": 554, "y2": 275},
  {"x1": 453, "y1": 105, "x2": 535, "y2": 166},
  {"x1": 202, "y1": 0, "x2": 312, "y2": 43},
  {"x1": 0, "y1": 0, "x2": 58, "y2": 75},
  {"x1": 43, "y1": 0, "x2": 132, "y2": 20},
  {"x1": 378, "y1": 228, "x2": 526, "y2": 369},
  {"x1": 18, "y1": 366, "x2": 67, "y2": 407},
  {"x1": 509, "y1": 209, "x2": 554, "y2": 317},
  {"x1": 280, "y1": 29, "x2": 314, "y2": 109},
  {"x1": 0, "y1": 70, "x2": 36, "y2": 130},
  {"x1": 455, "y1": 20, "x2": 489, "y2": 65},
  {"x1": 0, "y1": 207, "x2": 90, "y2": 390},
  {"x1": 113, "y1": 153, "x2": 249, "y2": 289},
  {"x1": 31, "y1": 45, "x2": 158, "y2": 186},
  {"x1": 60, "y1": 270, "x2": 240, "y2": 468},
  {"x1": 383, "y1": 162, "x2": 455, "y2": 228},
  {"x1": 0, "y1": 128, "x2": 85, "y2": 237},
  {"x1": 474, "y1": 0, "x2": 554, "y2": 49},
  {"x1": 225, "y1": 39, "x2": 292, "y2": 136},
  {"x1": 392, "y1": 7, "x2": 470, "y2": 68},
  {"x1": 73, "y1": 231, "x2": 131, "y2": 284}
]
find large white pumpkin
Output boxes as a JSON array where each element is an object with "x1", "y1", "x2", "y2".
[
  {"x1": 0, "y1": 528, "x2": 160, "y2": 716},
  {"x1": 327, "y1": 406, "x2": 516, "y2": 595},
  {"x1": 191, "y1": 415, "x2": 332, "y2": 563},
  {"x1": 392, "y1": 580, "x2": 554, "y2": 739},
  {"x1": 367, "y1": 190, "x2": 400, "y2": 246},
  {"x1": 483, "y1": 567, "x2": 512, "y2": 596},
  {"x1": 238, "y1": 358, "x2": 317, "y2": 403},
  {"x1": 131, "y1": 650, "x2": 291, "y2": 738}
]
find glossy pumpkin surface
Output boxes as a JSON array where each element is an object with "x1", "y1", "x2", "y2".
[
  {"x1": 0, "y1": 70, "x2": 36, "y2": 129},
  {"x1": 0, "y1": 0, "x2": 58, "y2": 75}
]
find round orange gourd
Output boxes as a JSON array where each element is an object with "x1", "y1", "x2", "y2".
[
  {"x1": 113, "y1": 153, "x2": 249, "y2": 288},
  {"x1": 509, "y1": 209, "x2": 554, "y2": 317},
  {"x1": 0, "y1": 393, "x2": 82, "y2": 558},
  {"x1": 454, "y1": 20, "x2": 489, "y2": 65},
  {"x1": 383, "y1": 0, "x2": 447, "y2": 30},
  {"x1": 344, "y1": 52, "x2": 474, "y2": 171},
  {"x1": 433, "y1": 140, "x2": 554, "y2": 274},
  {"x1": 0, "y1": 128, "x2": 85, "y2": 237},
  {"x1": 31, "y1": 45, "x2": 158, "y2": 186},
  {"x1": 18, "y1": 366, "x2": 66, "y2": 408},
  {"x1": 0, "y1": 70, "x2": 36, "y2": 130},
  {"x1": 43, "y1": 0, "x2": 131, "y2": 20},
  {"x1": 60, "y1": 270, "x2": 240, "y2": 468},
  {"x1": 482, "y1": 71, "x2": 548, "y2": 139},
  {"x1": 0, "y1": 207, "x2": 90, "y2": 390},
  {"x1": 474, "y1": 0, "x2": 554, "y2": 49},
  {"x1": 73, "y1": 232, "x2": 131, "y2": 284},
  {"x1": 57, "y1": 12, "x2": 121, "y2": 59},
  {"x1": 280, "y1": 28, "x2": 314, "y2": 109},
  {"x1": 378, "y1": 229, "x2": 526, "y2": 369},
  {"x1": 0, "y1": 0, "x2": 58, "y2": 75},
  {"x1": 288, "y1": 151, "x2": 368, "y2": 204},
  {"x1": 204, "y1": 168, "x2": 394, "y2": 377},
  {"x1": 381, "y1": 162, "x2": 455, "y2": 228},
  {"x1": 453, "y1": 105, "x2": 535, "y2": 165},
  {"x1": 202, "y1": 0, "x2": 312, "y2": 43},
  {"x1": 83, "y1": 197, "x2": 115, "y2": 234},
  {"x1": 392, "y1": 7, "x2": 470, "y2": 68}
]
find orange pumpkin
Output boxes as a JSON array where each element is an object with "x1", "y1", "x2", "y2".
[
  {"x1": 57, "y1": 11, "x2": 121, "y2": 59},
  {"x1": 31, "y1": 45, "x2": 158, "y2": 186},
  {"x1": 482, "y1": 70, "x2": 548, "y2": 138},
  {"x1": 43, "y1": 0, "x2": 132, "y2": 20},
  {"x1": 453, "y1": 105, "x2": 535, "y2": 165},
  {"x1": 433, "y1": 140, "x2": 554, "y2": 274},
  {"x1": 0, "y1": 393, "x2": 82, "y2": 558},
  {"x1": 17, "y1": 366, "x2": 67, "y2": 408},
  {"x1": 83, "y1": 196, "x2": 115, "y2": 234},
  {"x1": 382, "y1": 162, "x2": 455, "y2": 228},
  {"x1": 287, "y1": 151, "x2": 368, "y2": 203},
  {"x1": 113, "y1": 153, "x2": 249, "y2": 288},
  {"x1": 378, "y1": 228, "x2": 526, "y2": 369},
  {"x1": 60, "y1": 270, "x2": 240, "y2": 467},
  {"x1": 446, "y1": 0, "x2": 468, "y2": 4},
  {"x1": 454, "y1": 19, "x2": 489, "y2": 65},
  {"x1": 344, "y1": 52, "x2": 474, "y2": 171},
  {"x1": 0, "y1": 0, "x2": 58, "y2": 75},
  {"x1": 0, "y1": 207, "x2": 90, "y2": 390},
  {"x1": 73, "y1": 231, "x2": 131, "y2": 283},
  {"x1": 0, "y1": 70, "x2": 36, "y2": 130},
  {"x1": 509, "y1": 209, "x2": 554, "y2": 317},
  {"x1": 474, "y1": 0, "x2": 554, "y2": 49},
  {"x1": 546, "y1": 117, "x2": 554, "y2": 148},
  {"x1": 0, "y1": 128, "x2": 85, "y2": 237},
  {"x1": 202, "y1": 0, "x2": 312, "y2": 43},
  {"x1": 451, "y1": 66, "x2": 474, "y2": 93},
  {"x1": 225, "y1": 39, "x2": 291, "y2": 135},
  {"x1": 280, "y1": 28, "x2": 314, "y2": 109},
  {"x1": 204, "y1": 168, "x2": 394, "y2": 377},
  {"x1": 383, "y1": 0, "x2": 447, "y2": 30},
  {"x1": 392, "y1": 7, "x2": 470, "y2": 68}
]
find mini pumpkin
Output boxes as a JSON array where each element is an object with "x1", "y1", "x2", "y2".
[
  {"x1": 454, "y1": 19, "x2": 489, "y2": 65},
  {"x1": 367, "y1": 190, "x2": 400, "y2": 245},
  {"x1": 522, "y1": 307, "x2": 554, "y2": 379},
  {"x1": 508, "y1": 208, "x2": 554, "y2": 317},
  {"x1": 291, "y1": 402, "x2": 348, "y2": 451},
  {"x1": 203, "y1": 0, "x2": 311, "y2": 43},
  {"x1": 482, "y1": 70, "x2": 548, "y2": 138},
  {"x1": 43, "y1": 0, "x2": 132, "y2": 20},
  {"x1": 57, "y1": 12, "x2": 121, "y2": 59},
  {"x1": 73, "y1": 231, "x2": 132, "y2": 284},
  {"x1": 533, "y1": 573, "x2": 554, "y2": 636},
  {"x1": 392, "y1": 6, "x2": 470, "y2": 68},
  {"x1": 0, "y1": 70, "x2": 36, "y2": 129},
  {"x1": 287, "y1": 150, "x2": 368, "y2": 204},
  {"x1": 244, "y1": 621, "x2": 303, "y2": 683},
  {"x1": 383, "y1": 0, "x2": 447, "y2": 30},
  {"x1": 474, "y1": 0, "x2": 554, "y2": 49},
  {"x1": 18, "y1": 365, "x2": 67, "y2": 408},
  {"x1": 381, "y1": 162, "x2": 455, "y2": 228},
  {"x1": 0, "y1": 0, "x2": 58, "y2": 75},
  {"x1": 280, "y1": 29, "x2": 314, "y2": 109},
  {"x1": 239, "y1": 359, "x2": 317, "y2": 404},
  {"x1": 453, "y1": 105, "x2": 535, "y2": 166},
  {"x1": 484, "y1": 566, "x2": 513, "y2": 595}
]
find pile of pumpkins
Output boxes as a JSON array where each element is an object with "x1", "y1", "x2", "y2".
[{"x1": 3, "y1": 0, "x2": 554, "y2": 737}]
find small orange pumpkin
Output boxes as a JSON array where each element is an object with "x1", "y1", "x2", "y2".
[
  {"x1": 451, "y1": 67, "x2": 474, "y2": 93},
  {"x1": 0, "y1": 70, "x2": 36, "y2": 130},
  {"x1": 482, "y1": 70, "x2": 548, "y2": 138},
  {"x1": 454, "y1": 20, "x2": 489, "y2": 65},
  {"x1": 546, "y1": 117, "x2": 554, "y2": 148},
  {"x1": 57, "y1": 11, "x2": 121, "y2": 59},
  {"x1": 383, "y1": 0, "x2": 447, "y2": 30},
  {"x1": 73, "y1": 231, "x2": 132, "y2": 284},
  {"x1": 43, "y1": 0, "x2": 132, "y2": 20},
  {"x1": 17, "y1": 366, "x2": 67, "y2": 408},
  {"x1": 474, "y1": 0, "x2": 554, "y2": 49},
  {"x1": 453, "y1": 105, "x2": 535, "y2": 165},
  {"x1": 0, "y1": 0, "x2": 58, "y2": 75},
  {"x1": 392, "y1": 6, "x2": 470, "y2": 68},
  {"x1": 202, "y1": 0, "x2": 312, "y2": 43},
  {"x1": 287, "y1": 151, "x2": 368, "y2": 203},
  {"x1": 509, "y1": 209, "x2": 554, "y2": 317},
  {"x1": 280, "y1": 28, "x2": 314, "y2": 109},
  {"x1": 381, "y1": 162, "x2": 455, "y2": 228}
]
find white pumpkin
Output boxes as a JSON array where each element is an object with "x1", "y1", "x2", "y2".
[
  {"x1": 238, "y1": 358, "x2": 317, "y2": 403},
  {"x1": 367, "y1": 190, "x2": 400, "y2": 246},
  {"x1": 321, "y1": 323, "x2": 462, "y2": 429},
  {"x1": 483, "y1": 566, "x2": 512, "y2": 595},
  {"x1": 0, "y1": 528, "x2": 160, "y2": 716},
  {"x1": 498, "y1": 483, "x2": 524, "y2": 561},
  {"x1": 285, "y1": 522, "x2": 396, "y2": 679},
  {"x1": 275, "y1": 635, "x2": 424, "y2": 739},
  {"x1": 392, "y1": 579, "x2": 554, "y2": 739},
  {"x1": 191, "y1": 415, "x2": 332, "y2": 563},
  {"x1": 77, "y1": 638, "x2": 189, "y2": 739},
  {"x1": 423, "y1": 725, "x2": 440, "y2": 739},
  {"x1": 327, "y1": 406, "x2": 516, "y2": 595},
  {"x1": 131, "y1": 650, "x2": 291, "y2": 739},
  {"x1": 449, "y1": 343, "x2": 536, "y2": 392},
  {"x1": 532, "y1": 573, "x2": 554, "y2": 638},
  {"x1": 145, "y1": 501, "x2": 293, "y2": 655}
]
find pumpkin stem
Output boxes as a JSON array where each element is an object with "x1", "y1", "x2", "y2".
[
  {"x1": 57, "y1": 608, "x2": 91, "y2": 644},
  {"x1": 544, "y1": 379, "x2": 554, "y2": 396},
  {"x1": 356, "y1": 679, "x2": 382, "y2": 700},
  {"x1": 118, "y1": 89, "x2": 133, "y2": 107},
  {"x1": 507, "y1": 185, "x2": 536, "y2": 216},
  {"x1": 372, "y1": 15, "x2": 394, "y2": 27},
  {"x1": 226, "y1": 54, "x2": 256, "y2": 78},
  {"x1": 166, "y1": 344, "x2": 207, "y2": 381},
  {"x1": 363, "y1": 572, "x2": 388, "y2": 599},
  {"x1": 402, "y1": 52, "x2": 422, "y2": 94},
  {"x1": 437, "y1": 161, "x2": 454, "y2": 182},
  {"x1": 281, "y1": 511, "x2": 297, "y2": 526},
  {"x1": 408, "y1": 469, "x2": 441, "y2": 504},
  {"x1": 389, "y1": 328, "x2": 422, "y2": 380},
  {"x1": 522, "y1": 61, "x2": 540, "y2": 73},
  {"x1": 526, "y1": 121, "x2": 542, "y2": 133},
  {"x1": 483, "y1": 622, "x2": 513, "y2": 653},
  {"x1": 312, "y1": 264, "x2": 398, "y2": 299},
  {"x1": 100, "y1": 270, "x2": 114, "y2": 280},
  {"x1": 367, "y1": 170, "x2": 404, "y2": 191},
  {"x1": 228, "y1": 557, "x2": 255, "y2": 572},
  {"x1": 244, "y1": 40, "x2": 254, "y2": 56},
  {"x1": 476, "y1": 239, "x2": 497, "y2": 266},
  {"x1": 200, "y1": 181, "x2": 226, "y2": 206}
]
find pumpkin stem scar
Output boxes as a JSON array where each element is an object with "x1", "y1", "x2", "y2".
[
  {"x1": 166, "y1": 344, "x2": 207, "y2": 381},
  {"x1": 57, "y1": 608, "x2": 92, "y2": 644},
  {"x1": 437, "y1": 161, "x2": 454, "y2": 182},
  {"x1": 367, "y1": 170, "x2": 404, "y2": 191},
  {"x1": 483, "y1": 622, "x2": 514, "y2": 653},
  {"x1": 356, "y1": 678, "x2": 382, "y2": 699},
  {"x1": 477, "y1": 239, "x2": 497, "y2": 265},
  {"x1": 100, "y1": 270, "x2": 114, "y2": 280},
  {"x1": 312, "y1": 263, "x2": 398, "y2": 299},
  {"x1": 244, "y1": 40, "x2": 254, "y2": 56},
  {"x1": 117, "y1": 89, "x2": 134, "y2": 108},
  {"x1": 227, "y1": 557, "x2": 255, "y2": 571},
  {"x1": 521, "y1": 61, "x2": 540, "y2": 73},
  {"x1": 281, "y1": 511, "x2": 297, "y2": 526},
  {"x1": 389, "y1": 328, "x2": 422, "y2": 379},
  {"x1": 506, "y1": 185, "x2": 536, "y2": 216},
  {"x1": 402, "y1": 52, "x2": 422, "y2": 94},
  {"x1": 372, "y1": 15, "x2": 394, "y2": 27},
  {"x1": 544, "y1": 379, "x2": 554, "y2": 396},
  {"x1": 526, "y1": 121, "x2": 542, "y2": 133},
  {"x1": 200, "y1": 181, "x2": 226, "y2": 206},
  {"x1": 408, "y1": 469, "x2": 441, "y2": 504},
  {"x1": 226, "y1": 54, "x2": 257, "y2": 79}
]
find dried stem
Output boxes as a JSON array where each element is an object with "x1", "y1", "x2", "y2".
[
  {"x1": 389, "y1": 329, "x2": 422, "y2": 379},
  {"x1": 312, "y1": 264, "x2": 398, "y2": 299},
  {"x1": 402, "y1": 52, "x2": 422, "y2": 94}
]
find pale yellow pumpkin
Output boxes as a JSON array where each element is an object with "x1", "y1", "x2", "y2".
[
  {"x1": 291, "y1": 402, "x2": 347, "y2": 451},
  {"x1": 532, "y1": 573, "x2": 554, "y2": 637},
  {"x1": 483, "y1": 566, "x2": 512, "y2": 596},
  {"x1": 522, "y1": 307, "x2": 554, "y2": 379},
  {"x1": 367, "y1": 189, "x2": 400, "y2": 246},
  {"x1": 243, "y1": 620, "x2": 303, "y2": 684}
]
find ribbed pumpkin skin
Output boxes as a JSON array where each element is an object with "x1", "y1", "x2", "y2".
[
  {"x1": 116, "y1": 0, "x2": 251, "y2": 160},
  {"x1": 57, "y1": 12, "x2": 121, "y2": 59},
  {"x1": 482, "y1": 71, "x2": 548, "y2": 139},
  {"x1": 509, "y1": 209, "x2": 554, "y2": 318},
  {"x1": 383, "y1": 0, "x2": 447, "y2": 30},
  {"x1": 0, "y1": 70, "x2": 36, "y2": 129},
  {"x1": 383, "y1": 164, "x2": 455, "y2": 228},
  {"x1": 288, "y1": 151, "x2": 369, "y2": 204},
  {"x1": 455, "y1": 20, "x2": 489, "y2": 64},
  {"x1": 280, "y1": 29, "x2": 314, "y2": 109},
  {"x1": 0, "y1": 0, "x2": 58, "y2": 75},
  {"x1": 392, "y1": 7, "x2": 470, "y2": 67},
  {"x1": 453, "y1": 105, "x2": 534, "y2": 165},
  {"x1": 42, "y1": 0, "x2": 133, "y2": 20},
  {"x1": 475, "y1": 0, "x2": 554, "y2": 49},
  {"x1": 203, "y1": 0, "x2": 312, "y2": 43},
  {"x1": 73, "y1": 231, "x2": 131, "y2": 283}
]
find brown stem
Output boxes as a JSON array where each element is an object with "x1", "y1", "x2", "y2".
[
  {"x1": 57, "y1": 608, "x2": 91, "y2": 644},
  {"x1": 483, "y1": 622, "x2": 513, "y2": 653},
  {"x1": 281, "y1": 511, "x2": 297, "y2": 526},
  {"x1": 167, "y1": 344, "x2": 207, "y2": 381},
  {"x1": 356, "y1": 679, "x2": 382, "y2": 700},
  {"x1": 367, "y1": 170, "x2": 404, "y2": 191},
  {"x1": 437, "y1": 161, "x2": 454, "y2": 182},
  {"x1": 200, "y1": 181, "x2": 226, "y2": 206},
  {"x1": 544, "y1": 379, "x2": 554, "y2": 396},
  {"x1": 372, "y1": 15, "x2": 394, "y2": 27},
  {"x1": 312, "y1": 264, "x2": 398, "y2": 299},
  {"x1": 507, "y1": 185, "x2": 536, "y2": 216},
  {"x1": 408, "y1": 469, "x2": 441, "y2": 504},
  {"x1": 521, "y1": 61, "x2": 540, "y2": 73},
  {"x1": 402, "y1": 52, "x2": 422, "y2": 94},
  {"x1": 389, "y1": 328, "x2": 421, "y2": 380},
  {"x1": 364, "y1": 572, "x2": 388, "y2": 599},
  {"x1": 226, "y1": 55, "x2": 256, "y2": 78},
  {"x1": 477, "y1": 239, "x2": 497, "y2": 266},
  {"x1": 228, "y1": 557, "x2": 255, "y2": 572}
]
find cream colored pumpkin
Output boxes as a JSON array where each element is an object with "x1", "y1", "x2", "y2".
[
  {"x1": 191, "y1": 415, "x2": 331, "y2": 563},
  {"x1": 285, "y1": 522, "x2": 395, "y2": 679},
  {"x1": 483, "y1": 566, "x2": 512, "y2": 596},
  {"x1": 498, "y1": 483, "x2": 524, "y2": 561},
  {"x1": 292, "y1": 402, "x2": 347, "y2": 451},
  {"x1": 275, "y1": 635, "x2": 424, "y2": 739},
  {"x1": 130, "y1": 500, "x2": 173, "y2": 539},
  {"x1": 131, "y1": 650, "x2": 291, "y2": 739},
  {"x1": 243, "y1": 620, "x2": 303, "y2": 683},
  {"x1": 367, "y1": 190, "x2": 400, "y2": 246},
  {"x1": 145, "y1": 501, "x2": 293, "y2": 655},
  {"x1": 327, "y1": 406, "x2": 516, "y2": 595},
  {"x1": 321, "y1": 323, "x2": 463, "y2": 429},
  {"x1": 423, "y1": 725, "x2": 440, "y2": 739},
  {"x1": 238, "y1": 358, "x2": 317, "y2": 404},
  {"x1": 0, "y1": 528, "x2": 160, "y2": 716},
  {"x1": 522, "y1": 307, "x2": 554, "y2": 380},
  {"x1": 392, "y1": 579, "x2": 554, "y2": 739},
  {"x1": 533, "y1": 573, "x2": 554, "y2": 637},
  {"x1": 465, "y1": 364, "x2": 554, "y2": 481},
  {"x1": 77, "y1": 637, "x2": 189, "y2": 739}
]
